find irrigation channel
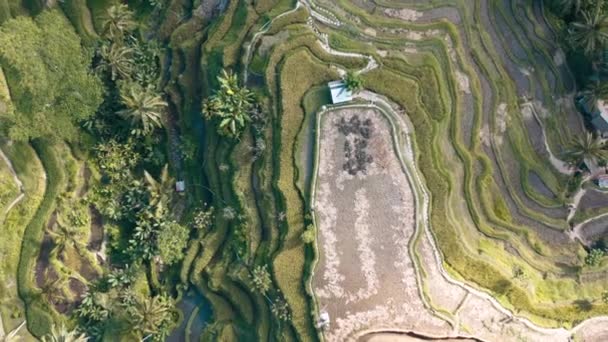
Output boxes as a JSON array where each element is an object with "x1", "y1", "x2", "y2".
[{"x1": 167, "y1": 290, "x2": 212, "y2": 342}]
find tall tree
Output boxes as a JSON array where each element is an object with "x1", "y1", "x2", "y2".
[
  {"x1": 102, "y1": 4, "x2": 137, "y2": 40},
  {"x1": 202, "y1": 69, "x2": 255, "y2": 138},
  {"x1": 0, "y1": 10, "x2": 103, "y2": 141},
  {"x1": 128, "y1": 294, "x2": 174, "y2": 338},
  {"x1": 143, "y1": 164, "x2": 173, "y2": 209},
  {"x1": 568, "y1": 3, "x2": 608, "y2": 57},
  {"x1": 562, "y1": 132, "x2": 607, "y2": 168},
  {"x1": 343, "y1": 71, "x2": 363, "y2": 93},
  {"x1": 552, "y1": 0, "x2": 593, "y2": 16},
  {"x1": 579, "y1": 80, "x2": 608, "y2": 110},
  {"x1": 117, "y1": 83, "x2": 167, "y2": 136},
  {"x1": 48, "y1": 223, "x2": 84, "y2": 258},
  {"x1": 97, "y1": 43, "x2": 134, "y2": 81},
  {"x1": 41, "y1": 324, "x2": 87, "y2": 342}
]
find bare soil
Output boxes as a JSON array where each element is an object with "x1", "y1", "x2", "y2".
[
  {"x1": 578, "y1": 189, "x2": 608, "y2": 211},
  {"x1": 313, "y1": 107, "x2": 451, "y2": 341}
]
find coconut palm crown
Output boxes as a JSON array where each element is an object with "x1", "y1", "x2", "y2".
[
  {"x1": 563, "y1": 132, "x2": 607, "y2": 168},
  {"x1": 117, "y1": 83, "x2": 168, "y2": 136},
  {"x1": 568, "y1": 3, "x2": 608, "y2": 56},
  {"x1": 343, "y1": 71, "x2": 364, "y2": 93},
  {"x1": 97, "y1": 43, "x2": 134, "y2": 81},
  {"x1": 41, "y1": 324, "x2": 87, "y2": 342},
  {"x1": 102, "y1": 5, "x2": 137, "y2": 39}
]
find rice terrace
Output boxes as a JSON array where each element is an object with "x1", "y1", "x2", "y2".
[{"x1": 3, "y1": 0, "x2": 608, "y2": 341}]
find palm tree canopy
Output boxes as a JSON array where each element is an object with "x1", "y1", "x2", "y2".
[
  {"x1": 41, "y1": 324, "x2": 87, "y2": 342},
  {"x1": 552, "y1": 0, "x2": 595, "y2": 16},
  {"x1": 117, "y1": 83, "x2": 168, "y2": 136},
  {"x1": 563, "y1": 132, "x2": 608, "y2": 167},
  {"x1": 97, "y1": 43, "x2": 134, "y2": 81},
  {"x1": 48, "y1": 223, "x2": 83, "y2": 257},
  {"x1": 343, "y1": 71, "x2": 363, "y2": 93},
  {"x1": 568, "y1": 3, "x2": 608, "y2": 56},
  {"x1": 579, "y1": 80, "x2": 608, "y2": 110},
  {"x1": 202, "y1": 69, "x2": 254, "y2": 138},
  {"x1": 144, "y1": 164, "x2": 174, "y2": 210},
  {"x1": 102, "y1": 5, "x2": 137, "y2": 39},
  {"x1": 128, "y1": 294, "x2": 174, "y2": 337}
]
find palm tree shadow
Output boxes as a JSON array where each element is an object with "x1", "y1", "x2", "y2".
[{"x1": 574, "y1": 299, "x2": 593, "y2": 311}]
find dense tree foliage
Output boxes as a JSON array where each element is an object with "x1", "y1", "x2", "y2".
[
  {"x1": 41, "y1": 324, "x2": 87, "y2": 342},
  {"x1": 127, "y1": 294, "x2": 175, "y2": 339},
  {"x1": 568, "y1": 3, "x2": 608, "y2": 57},
  {"x1": 157, "y1": 221, "x2": 189, "y2": 265},
  {"x1": 0, "y1": 10, "x2": 103, "y2": 141},
  {"x1": 97, "y1": 43, "x2": 134, "y2": 81},
  {"x1": 117, "y1": 83, "x2": 167, "y2": 136},
  {"x1": 101, "y1": 4, "x2": 137, "y2": 40},
  {"x1": 202, "y1": 69, "x2": 255, "y2": 138}
]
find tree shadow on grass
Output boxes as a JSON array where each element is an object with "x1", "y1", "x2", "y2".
[{"x1": 573, "y1": 299, "x2": 593, "y2": 312}]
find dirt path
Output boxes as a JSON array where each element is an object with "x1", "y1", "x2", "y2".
[
  {"x1": 242, "y1": 2, "x2": 303, "y2": 83},
  {"x1": 521, "y1": 100, "x2": 573, "y2": 175},
  {"x1": 569, "y1": 212, "x2": 608, "y2": 245}
]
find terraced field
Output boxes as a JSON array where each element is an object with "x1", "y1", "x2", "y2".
[{"x1": 2, "y1": 0, "x2": 608, "y2": 340}]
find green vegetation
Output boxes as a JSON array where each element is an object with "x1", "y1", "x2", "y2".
[
  {"x1": 202, "y1": 69, "x2": 255, "y2": 138},
  {"x1": 562, "y1": 132, "x2": 607, "y2": 168},
  {"x1": 0, "y1": 10, "x2": 103, "y2": 141},
  {"x1": 343, "y1": 70, "x2": 363, "y2": 93}
]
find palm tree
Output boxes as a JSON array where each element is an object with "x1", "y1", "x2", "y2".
[
  {"x1": 97, "y1": 43, "x2": 134, "y2": 81},
  {"x1": 128, "y1": 295, "x2": 173, "y2": 337},
  {"x1": 0, "y1": 321, "x2": 25, "y2": 342},
  {"x1": 563, "y1": 132, "x2": 607, "y2": 168},
  {"x1": 143, "y1": 164, "x2": 174, "y2": 209},
  {"x1": 48, "y1": 223, "x2": 83, "y2": 258},
  {"x1": 41, "y1": 324, "x2": 87, "y2": 342},
  {"x1": 76, "y1": 291, "x2": 110, "y2": 322},
  {"x1": 202, "y1": 69, "x2": 254, "y2": 138},
  {"x1": 579, "y1": 80, "x2": 608, "y2": 110},
  {"x1": 117, "y1": 84, "x2": 168, "y2": 136},
  {"x1": 568, "y1": 3, "x2": 608, "y2": 57},
  {"x1": 552, "y1": 0, "x2": 591, "y2": 16},
  {"x1": 102, "y1": 4, "x2": 137, "y2": 40},
  {"x1": 40, "y1": 276, "x2": 68, "y2": 305},
  {"x1": 343, "y1": 71, "x2": 363, "y2": 93}
]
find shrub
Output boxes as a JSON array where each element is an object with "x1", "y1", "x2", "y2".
[
  {"x1": 585, "y1": 248, "x2": 604, "y2": 267},
  {"x1": 300, "y1": 225, "x2": 315, "y2": 244}
]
